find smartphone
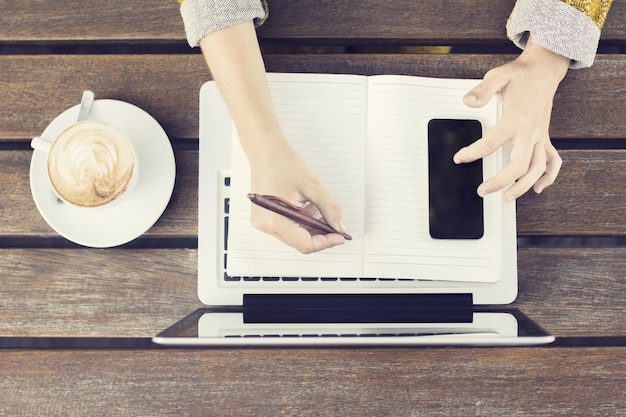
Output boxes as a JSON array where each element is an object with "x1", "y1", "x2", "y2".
[{"x1": 427, "y1": 119, "x2": 484, "y2": 239}]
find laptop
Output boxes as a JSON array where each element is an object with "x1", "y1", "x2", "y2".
[{"x1": 153, "y1": 77, "x2": 554, "y2": 347}]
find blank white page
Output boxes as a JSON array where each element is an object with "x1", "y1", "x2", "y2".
[
  {"x1": 364, "y1": 75, "x2": 501, "y2": 282},
  {"x1": 227, "y1": 73, "x2": 369, "y2": 278}
]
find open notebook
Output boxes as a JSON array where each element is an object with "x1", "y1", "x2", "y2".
[
  {"x1": 151, "y1": 73, "x2": 555, "y2": 347},
  {"x1": 227, "y1": 73, "x2": 504, "y2": 282}
]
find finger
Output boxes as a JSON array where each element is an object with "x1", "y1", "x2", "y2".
[
  {"x1": 454, "y1": 112, "x2": 516, "y2": 164},
  {"x1": 502, "y1": 143, "x2": 547, "y2": 202},
  {"x1": 301, "y1": 186, "x2": 347, "y2": 235},
  {"x1": 307, "y1": 232, "x2": 346, "y2": 253},
  {"x1": 303, "y1": 202, "x2": 320, "y2": 217},
  {"x1": 279, "y1": 222, "x2": 346, "y2": 254},
  {"x1": 477, "y1": 134, "x2": 534, "y2": 197},
  {"x1": 252, "y1": 206, "x2": 345, "y2": 254},
  {"x1": 463, "y1": 67, "x2": 509, "y2": 108},
  {"x1": 533, "y1": 142, "x2": 562, "y2": 194}
]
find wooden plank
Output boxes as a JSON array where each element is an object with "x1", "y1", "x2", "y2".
[
  {"x1": 2, "y1": 149, "x2": 623, "y2": 238},
  {"x1": 2, "y1": 0, "x2": 625, "y2": 43},
  {"x1": 0, "y1": 249, "x2": 201, "y2": 337},
  {"x1": 516, "y1": 248, "x2": 626, "y2": 337},
  {"x1": 260, "y1": 0, "x2": 515, "y2": 43},
  {"x1": 0, "y1": 1, "x2": 184, "y2": 42},
  {"x1": 1, "y1": 348, "x2": 625, "y2": 416},
  {"x1": 0, "y1": 150, "x2": 198, "y2": 238},
  {"x1": 516, "y1": 150, "x2": 626, "y2": 236},
  {"x1": 0, "y1": 55, "x2": 208, "y2": 141},
  {"x1": 261, "y1": 0, "x2": 626, "y2": 44},
  {"x1": 1, "y1": 55, "x2": 624, "y2": 141},
  {"x1": 1, "y1": 248, "x2": 624, "y2": 337}
]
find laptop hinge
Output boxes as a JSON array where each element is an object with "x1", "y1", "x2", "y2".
[{"x1": 243, "y1": 293, "x2": 473, "y2": 323}]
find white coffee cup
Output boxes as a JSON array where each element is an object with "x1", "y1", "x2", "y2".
[{"x1": 31, "y1": 120, "x2": 139, "y2": 209}]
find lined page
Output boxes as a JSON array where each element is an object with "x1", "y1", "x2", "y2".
[
  {"x1": 364, "y1": 75, "x2": 501, "y2": 282},
  {"x1": 227, "y1": 73, "x2": 368, "y2": 278}
]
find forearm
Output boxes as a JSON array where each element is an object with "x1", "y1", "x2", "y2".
[
  {"x1": 199, "y1": 21, "x2": 285, "y2": 162},
  {"x1": 198, "y1": 21, "x2": 346, "y2": 251},
  {"x1": 179, "y1": 0, "x2": 268, "y2": 47}
]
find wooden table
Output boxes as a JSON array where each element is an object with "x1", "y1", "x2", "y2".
[{"x1": 1, "y1": 1, "x2": 625, "y2": 415}]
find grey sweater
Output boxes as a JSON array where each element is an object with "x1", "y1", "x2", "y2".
[{"x1": 179, "y1": 0, "x2": 608, "y2": 68}]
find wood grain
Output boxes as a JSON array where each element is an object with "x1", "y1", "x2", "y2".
[
  {"x1": 263, "y1": 0, "x2": 626, "y2": 43},
  {"x1": 1, "y1": 55, "x2": 625, "y2": 141},
  {"x1": 0, "y1": 1, "x2": 184, "y2": 42},
  {"x1": 0, "y1": 249, "x2": 201, "y2": 337},
  {"x1": 0, "y1": 150, "x2": 197, "y2": 238},
  {"x1": 0, "y1": 55, "x2": 207, "y2": 140},
  {"x1": 263, "y1": 0, "x2": 626, "y2": 42},
  {"x1": 1, "y1": 348, "x2": 625, "y2": 417},
  {"x1": 515, "y1": 150, "x2": 626, "y2": 236},
  {"x1": 2, "y1": 149, "x2": 623, "y2": 238},
  {"x1": 1, "y1": 248, "x2": 624, "y2": 337},
  {"x1": 516, "y1": 248, "x2": 626, "y2": 337},
  {"x1": 2, "y1": 0, "x2": 625, "y2": 43}
]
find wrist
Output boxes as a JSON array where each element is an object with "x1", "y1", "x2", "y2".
[
  {"x1": 522, "y1": 34, "x2": 570, "y2": 81},
  {"x1": 240, "y1": 127, "x2": 293, "y2": 167}
]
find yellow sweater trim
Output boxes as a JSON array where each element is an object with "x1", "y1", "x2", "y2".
[{"x1": 561, "y1": 0, "x2": 613, "y2": 28}]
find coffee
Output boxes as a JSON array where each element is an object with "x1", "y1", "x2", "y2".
[{"x1": 47, "y1": 121, "x2": 136, "y2": 207}]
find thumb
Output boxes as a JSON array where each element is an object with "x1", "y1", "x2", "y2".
[
  {"x1": 464, "y1": 68, "x2": 509, "y2": 108},
  {"x1": 303, "y1": 186, "x2": 346, "y2": 235}
]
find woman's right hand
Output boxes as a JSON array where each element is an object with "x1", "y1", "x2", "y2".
[{"x1": 246, "y1": 135, "x2": 348, "y2": 254}]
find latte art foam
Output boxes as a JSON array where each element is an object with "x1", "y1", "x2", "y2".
[{"x1": 48, "y1": 121, "x2": 136, "y2": 207}]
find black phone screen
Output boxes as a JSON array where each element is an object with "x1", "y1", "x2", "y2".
[{"x1": 427, "y1": 119, "x2": 484, "y2": 239}]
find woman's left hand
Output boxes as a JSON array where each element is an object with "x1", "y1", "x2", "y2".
[{"x1": 454, "y1": 35, "x2": 571, "y2": 202}]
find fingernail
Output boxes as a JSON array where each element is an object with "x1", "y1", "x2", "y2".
[
  {"x1": 338, "y1": 221, "x2": 348, "y2": 233},
  {"x1": 464, "y1": 93, "x2": 478, "y2": 104},
  {"x1": 477, "y1": 186, "x2": 488, "y2": 197},
  {"x1": 504, "y1": 193, "x2": 516, "y2": 203},
  {"x1": 453, "y1": 155, "x2": 461, "y2": 164}
]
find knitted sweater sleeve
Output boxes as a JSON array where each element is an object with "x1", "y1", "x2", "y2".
[
  {"x1": 507, "y1": 0, "x2": 613, "y2": 68},
  {"x1": 178, "y1": 0, "x2": 268, "y2": 47}
]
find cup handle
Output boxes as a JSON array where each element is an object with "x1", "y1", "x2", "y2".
[{"x1": 31, "y1": 136, "x2": 52, "y2": 153}]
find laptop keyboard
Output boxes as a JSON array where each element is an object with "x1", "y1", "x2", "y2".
[{"x1": 224, "y1": 331, "x2": 448, "y2": 338}]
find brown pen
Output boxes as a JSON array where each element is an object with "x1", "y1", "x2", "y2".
[{"x1": 247, "y1": 193, "x2": 352, "y2": 240}]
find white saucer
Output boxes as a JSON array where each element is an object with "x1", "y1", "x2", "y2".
[{"x1": 30, "y1": 99, "x2": 176, "y2": 247}]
